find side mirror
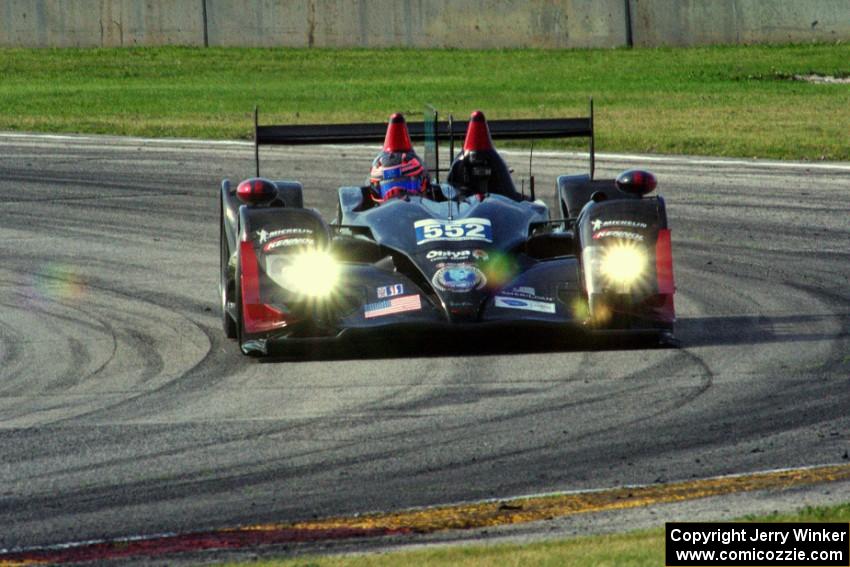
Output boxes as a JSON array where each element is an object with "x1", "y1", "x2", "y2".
[
  {"x1": 237, "y1": 178, "x2": 278, "y2": 205},
  {"x1": 615, "y1": 170, "x2": 657, "y2": 196}
]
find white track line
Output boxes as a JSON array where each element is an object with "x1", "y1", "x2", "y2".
[
  {"x1": 2, "y1": 131, "x2": 850, "y2": 172},
  {"x1": 0, "y1": 132, "x2": 251, "y2": 147}
]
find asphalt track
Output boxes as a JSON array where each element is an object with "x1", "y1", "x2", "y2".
[{"x1": 0, "y1": 133, "x2": 848, "y2": 557}]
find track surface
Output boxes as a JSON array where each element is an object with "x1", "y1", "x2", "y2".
[{"x1": 0, "y1": 134, "x2": 848, "y2": 551}]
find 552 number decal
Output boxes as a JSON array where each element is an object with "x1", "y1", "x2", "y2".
[{"x1": 414, "y1": 218, "x2": 493, "y2": 244}]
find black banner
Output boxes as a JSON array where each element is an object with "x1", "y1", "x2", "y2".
[{"x1": 666, "y1": 522, "x2": 849, "y2": 566}]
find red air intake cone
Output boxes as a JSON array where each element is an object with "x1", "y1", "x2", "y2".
[
  {"x1": 463, "y1": 110, "x2": 494, "y2": 152},
  {"x1": 383, "y1": 113, "x2": 413, "y2": 152}
]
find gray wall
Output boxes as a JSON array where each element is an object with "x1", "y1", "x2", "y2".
[
  {"x1": 630, "y1": 0, "x2": 850, "y2": 47},
  {"x1": 0, "y1": 0, "x2": 204, "y2": 47},
  {"x1": 205, "y1": 0, "x2": 627, "y2": 48},
  {"x1": 0, "y1": 0, "x2": 848, "y2": 48}
]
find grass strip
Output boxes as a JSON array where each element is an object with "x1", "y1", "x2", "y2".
[
  {"x1": 233, "y1": 503, "x2": 850, "y2": 567},
  {"x1": 0, "y1": 44, "x2": 848, "y2": 159}
]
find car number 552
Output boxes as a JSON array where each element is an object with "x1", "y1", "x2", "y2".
[{"x1": 415, "y1": 218, "x2": 493, "y2": 244}]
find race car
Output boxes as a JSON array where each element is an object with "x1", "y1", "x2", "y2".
[{"x1": 219, "y1": 104, "x2": 675, "y2": 356}]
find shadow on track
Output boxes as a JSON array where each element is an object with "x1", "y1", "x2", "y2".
[
  {"x1": 677, "y1": 313, "x2": 850, "y2": 348},
  {"x1": 247, "y1": 311, "x2": 850, "y2": 363},
  {"x1": 254, "y1": 327, "x2": 675, "y2": 363}
]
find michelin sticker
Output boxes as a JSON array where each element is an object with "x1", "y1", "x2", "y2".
[
  {"x1": 591, "y1": 219, "x2": 648, "y2": 231},
  {"x1": 415, "y1": 218, "x2": 493, "y2": 245},
  {"x1": 255, "y1": 227, "x2": 314, "y2": 244},
  {"x1": 432, "y1": 264, "x2": 487, "y2": 293},
  {"x1": 495, "y1": 296, "x2": 556, "y2": 314}
]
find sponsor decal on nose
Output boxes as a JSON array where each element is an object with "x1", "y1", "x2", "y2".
[
  {"x1": 376, "y1": 283, "x2": 404, "y2": 299},
  {"x1": 363, "y1": 294, "x2": 422, "y2": 318}
]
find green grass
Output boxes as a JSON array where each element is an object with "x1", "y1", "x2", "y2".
[
  {"x1": 0, "y1": 44, "x2": 849, "y2": 159},
  {"x1": 230, "y1": 503, "x2": 850, "y2": 567}
]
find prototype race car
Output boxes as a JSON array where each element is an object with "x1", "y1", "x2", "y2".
[{"x1": 219, "y1": 104, "x2": 675, "y2": 356}]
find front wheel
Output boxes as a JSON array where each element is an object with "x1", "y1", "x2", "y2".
[{"x1": 220, "y1": 207, "x2": 238, "y2": 339}]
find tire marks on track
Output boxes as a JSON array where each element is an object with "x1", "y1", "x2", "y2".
[{"x1": 0, "y1": 137, "x2": 847, "y2": 553}]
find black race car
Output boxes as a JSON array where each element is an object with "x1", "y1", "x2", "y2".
[{"x1": 219, "y1": 104, "x2": 675, "y2": 356}]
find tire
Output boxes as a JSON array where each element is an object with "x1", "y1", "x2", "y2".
[{"x1": 220, "y1": 204, "x2": 238, "y2": 339}]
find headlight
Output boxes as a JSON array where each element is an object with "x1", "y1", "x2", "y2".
[
  {"x1": 271, "y1": 250, "x2": 340, "y2": 297},
  {"x1": 600, "y1": 243, "x2": 647, "y2": 289}
]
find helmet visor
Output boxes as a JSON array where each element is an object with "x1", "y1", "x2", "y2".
[{"x1": 379, "y1": 176, "x2": 421, "y2": 199}]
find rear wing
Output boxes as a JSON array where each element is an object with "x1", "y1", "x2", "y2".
[{"x1": 252, "y1": 99, "x2": 595, "y2": 179}]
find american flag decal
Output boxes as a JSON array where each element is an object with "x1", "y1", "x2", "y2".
[{"x1": 364, "y1": 294, "x2": 422, "y2": 319}]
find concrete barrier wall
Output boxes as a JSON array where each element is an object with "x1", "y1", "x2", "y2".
[
  {"x1": 102, "y1": 1, "x2": 204, "y2": 47},
  {"x1": 0, "y1": 0, "x2": 848, "y2": 48},
  {"x1": 630, "y1": 0, "x2": 850, "y2": 47},
  {"x1": 204, "y1": 0, "x2": 629, "y2": 49},
  {"x1": 0, "y1": 0, "x2": 204, "y2": 47},
  {"x1": 0, "y1": 0, "x2": 627, "y2": 49}
]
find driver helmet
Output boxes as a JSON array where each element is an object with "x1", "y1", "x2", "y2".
[
  {"x1": 369, "y1": 113, "x2": 429, "y2": 203},
  {"x1": 369, "y1": 150, "x2": 428, "y2": 202}
]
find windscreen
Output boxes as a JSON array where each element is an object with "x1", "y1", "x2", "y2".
[{"x1": 424, "y1": 104, "x2": 439, "y2": 182}]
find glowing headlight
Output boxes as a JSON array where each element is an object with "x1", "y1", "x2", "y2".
[
  {"x1": 600, "y1": 243, "x2": 647, "y2": 288},
  {"x1": 276, "y1": 250, "x2": 340, "y2": 297}
]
